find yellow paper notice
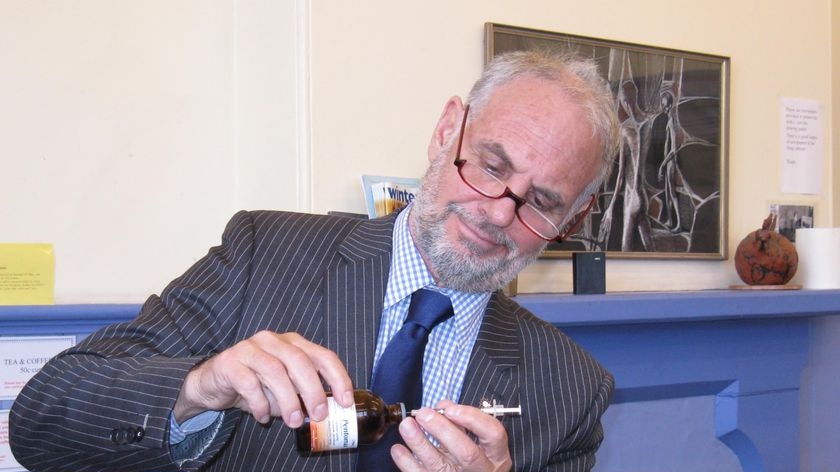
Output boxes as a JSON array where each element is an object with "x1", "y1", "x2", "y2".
[{"x1": 0, "y1": 244, "x2": 55, "y2": 305}]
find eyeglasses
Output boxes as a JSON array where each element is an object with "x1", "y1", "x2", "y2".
[{"x1": 452, "y1": 104, "x2": 596, "y2": 243}]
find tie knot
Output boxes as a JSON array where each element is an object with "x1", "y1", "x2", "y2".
[{"x1": 405, "y1": 288, "x2": 454, "y2": 331}]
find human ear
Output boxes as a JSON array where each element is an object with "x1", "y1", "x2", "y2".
[{"x1": 427, "y1": 97, "x2": 465, "y2": 163}]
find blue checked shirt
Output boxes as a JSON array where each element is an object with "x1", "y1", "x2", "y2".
[
  {"x1": 373, "y1": 205, "x2": 490, "y2": 408},
  {"x1": 170, "y1": 205, "x2": 490, "y2": 445}
]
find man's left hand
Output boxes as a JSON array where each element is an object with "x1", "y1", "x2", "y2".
[{"x1": 391, "y1": 400, "x2": 512, "y2": 471}]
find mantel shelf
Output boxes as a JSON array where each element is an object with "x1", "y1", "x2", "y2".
[
  {"x1": 514, "y1": 288, "x2": 840, "y2": 326},
  {"x1": 1, "y1": 289, "x2": 837, "y2": 334}
]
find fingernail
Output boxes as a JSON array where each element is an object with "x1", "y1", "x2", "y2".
[
  {"x1": 313, "y1": 403, "x2": 328, "y2": 420},
  {"x1": 444, "y1": 405, "x2": 460, "y2": 417},
  {"x1": 400, "y1": 418, "x2": 418, "y2": 438},
  {"x1": 343, "y1": 390, "x2": 355, "y2": 406},
  {"x1": 289, "y1": 410, "x2": 302, "y2": 426},
  {"x1": 259, "y1": 415, "x2": 270, "y2": 424}
]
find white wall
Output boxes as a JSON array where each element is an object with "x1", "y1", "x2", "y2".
[
  {"x1": 0, "y1": 0, "x2": 835, "y2": 301},
  {"x1": 0, "y1": 0, "x2": 306, "y2": 302},
  {"x1": 234, "y1": 0, "x2": 310, "y2": 212},
  {"x1": 0, "y1": 1, "x2": 238, "y2": 301},
  {"x1": 834, "y1": 0, "x2": 840, "y2": 225}
]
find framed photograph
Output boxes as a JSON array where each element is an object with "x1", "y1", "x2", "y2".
[
  {"x1": 768, "y1": 203, "x2": 814, "y2": 242},
  {"x1": 486, "y1": 23, "x2": 730, "y2": 259}
]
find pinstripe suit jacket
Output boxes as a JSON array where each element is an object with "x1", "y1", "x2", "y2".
[{"x1": 10, "y1": 210, "x2": 614, "y2": 472}]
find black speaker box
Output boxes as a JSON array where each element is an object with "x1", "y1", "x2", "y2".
[{"x1": 572, "y1": 252, "x2": 605, "y2": 294}]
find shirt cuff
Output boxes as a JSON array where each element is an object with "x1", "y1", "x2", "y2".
[{"x1": 169, "y1": 410, "x2": 221, "y2": 445}]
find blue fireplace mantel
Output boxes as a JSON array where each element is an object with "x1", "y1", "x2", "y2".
[
  {"x1": 2, "y1": 289, "x2": 839, "y2": 471},
  {"x1": 515, "y1": 289, "x2": 840, "y2": 472},
  {"x1": 514, "y1": 288, "x2": 840, "y2": 325}
]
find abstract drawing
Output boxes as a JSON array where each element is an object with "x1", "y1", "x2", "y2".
[{"x1": 487, "y1": 23, "x2": 730, "y2": 259}]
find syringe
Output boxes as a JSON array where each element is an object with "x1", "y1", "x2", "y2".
[{"x1": 410, "y1": 404, "x2": 522, "y2": 418}]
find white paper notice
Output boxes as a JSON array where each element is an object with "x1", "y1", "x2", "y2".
[
  {"x1": 0, "y1": 410, "x2": 24, "y2": 471},
  {"x1": 0, "y1": 336, "x2": 75, "y2": 401},
  {"x1": 780, "y1": 97, "x2": 823, "y2": 194}
]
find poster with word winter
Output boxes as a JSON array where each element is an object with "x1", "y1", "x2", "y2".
[{"x1": 361, "y1": 175, "x2": 420, "y2": 218}]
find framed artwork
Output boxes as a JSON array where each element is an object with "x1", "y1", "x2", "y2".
[{"x1": 486, "y1": 23, "x2": 730, "y2": 259}]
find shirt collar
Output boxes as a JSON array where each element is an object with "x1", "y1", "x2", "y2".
[{"x1": 383, "y1": 203, "x2": 435, "y2": 309}]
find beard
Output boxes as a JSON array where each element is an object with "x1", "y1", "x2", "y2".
[{"x1": 410, "y1": 158, "x2": 546, "y2": 293}]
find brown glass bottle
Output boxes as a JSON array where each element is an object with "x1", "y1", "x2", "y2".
[{"x1": 295, "y1": 389, "x2": 406, "y2": 452}]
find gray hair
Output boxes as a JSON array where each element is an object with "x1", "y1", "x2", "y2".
[{"x1": 466, "y1": 50, "x2": 619, "y2": 223}]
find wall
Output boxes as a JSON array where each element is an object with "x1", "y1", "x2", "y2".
[
  {"x1": 0, "y1": 0, "x2": 306, "y2": 302},
  {"x1": 0, "y1": 0, "x2": 835, "y2": 300},
  {"x1": 834, "y1": 0, "x2": 840, "y2": 225},
  {"x1": 0, "y1": 1, "x2": 238, "y2": 301}
]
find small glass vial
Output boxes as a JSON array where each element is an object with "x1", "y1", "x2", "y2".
[{"x1": 295, "y1": 389, "x2": 406, "y2": 452}]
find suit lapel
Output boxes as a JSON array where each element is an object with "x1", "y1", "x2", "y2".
[
  {"x1": 460, "y1": 293, "x2": 521, "y2": 416},
  {"x1": 322, "y1": 215, "x2": 395, "y2": 472},
  {"x1": 323, "y1": 214, "x2": 396, "y2": 389}
]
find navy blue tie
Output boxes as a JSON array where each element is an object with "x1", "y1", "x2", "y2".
[{"x1": 356, "y1": 288, "x2": 454, "y2": 471}]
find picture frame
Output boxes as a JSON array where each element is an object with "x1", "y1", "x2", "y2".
[
  {"x1": 768, "y1": 202, "x2": 815, "y2": 243},
  {"x1": 486, "y1": 23, "x2": 730, "y2": 259}
]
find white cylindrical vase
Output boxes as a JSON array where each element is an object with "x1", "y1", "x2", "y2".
[{"x1": 794, "y1": 228, "x2": 840, "y2": 289}]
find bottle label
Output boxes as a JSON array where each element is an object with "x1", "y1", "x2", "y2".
[{"x1": 309, "y1": 397, "x2": 359, "y2": 451}]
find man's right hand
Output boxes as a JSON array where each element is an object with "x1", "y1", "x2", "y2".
[{"x1": 173, "y1": 331, "x2": 355, "y2": 427}]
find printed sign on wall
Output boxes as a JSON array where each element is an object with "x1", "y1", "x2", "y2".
[{"x1": 0, "y1": 336, "x2": 75, "y2": 400}]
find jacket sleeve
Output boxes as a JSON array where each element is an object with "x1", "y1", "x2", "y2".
[
  {"x1": 9, "y1": 211, "x2": 260, "y2": 472},
  {"x1": 544, "y1": 371, "x2": 615, "y2": 471}
]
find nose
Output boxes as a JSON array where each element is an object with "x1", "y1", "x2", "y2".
[{"x1": 479, "y1": 194, "x2": 518, "y2": 229}]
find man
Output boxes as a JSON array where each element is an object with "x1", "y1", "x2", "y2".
[{"x1": 11, "y1": 50, "x2": 618, "y2": 471}]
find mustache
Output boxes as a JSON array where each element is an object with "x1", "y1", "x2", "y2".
[{"x1": 445, "y1": 203, "x2": 518, "y2": 251}]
